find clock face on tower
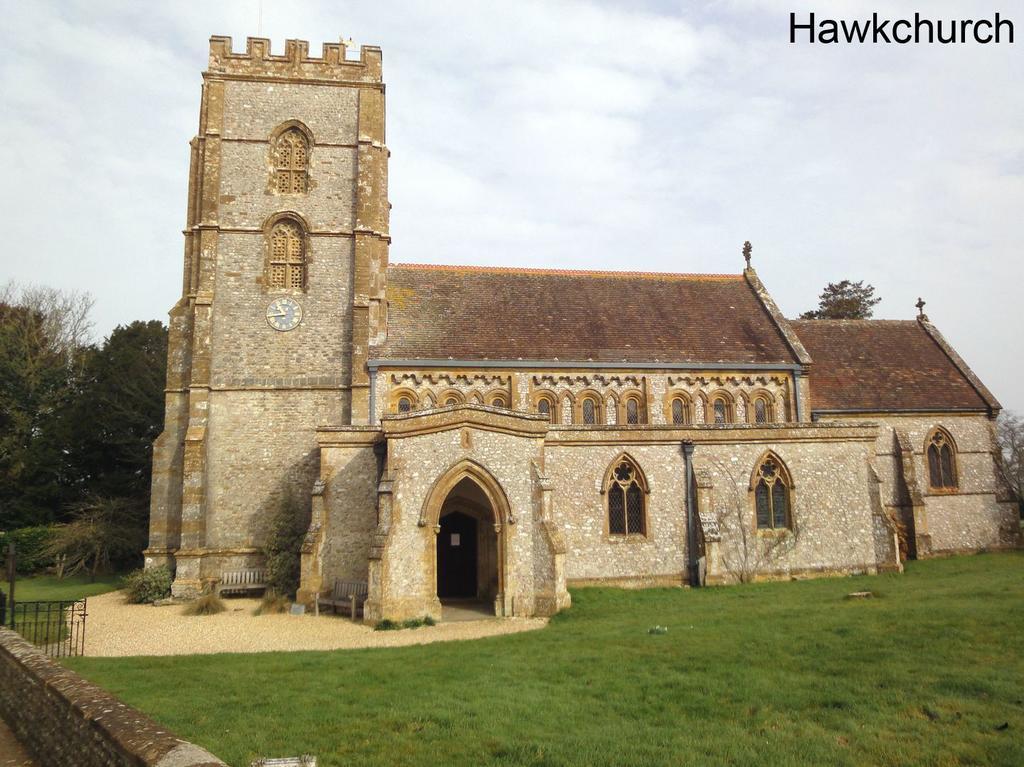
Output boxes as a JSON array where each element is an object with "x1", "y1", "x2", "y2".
[{"x1": 266, "y1": 297, "x2": 302, "y2": 331}]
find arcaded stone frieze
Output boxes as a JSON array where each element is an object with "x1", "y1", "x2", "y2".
[{"x1": 378, "y1": 368, "x2": 795, "y2": 426}]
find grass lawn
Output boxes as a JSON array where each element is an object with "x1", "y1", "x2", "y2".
[
  {"x1": 3, "y1": 573, "x2": 121, "y2": 647},
  {"x1": 67, "y1": 553, "x2": 1023, "y2": 767},
  {"x1": 6, "y1": 572, "x2": 122, "y2": 603}
]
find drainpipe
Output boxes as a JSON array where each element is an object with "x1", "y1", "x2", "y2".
[
  {"x1": 368, "y1": 364, "x2": 378, "y2": 426},
  {"x1": 682, "y1": 441, "x2": 698, "y2": 587},
  {"x1": 793, "y1": 369, "x2": 804, "y2": 423}
]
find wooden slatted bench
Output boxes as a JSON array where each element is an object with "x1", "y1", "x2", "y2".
[
  {"x1": 317, "y1": 579, "x2": 368, "y2": 620},
  {"x1": 216, "y1": 569, "x2": 267, "y2": 597}
]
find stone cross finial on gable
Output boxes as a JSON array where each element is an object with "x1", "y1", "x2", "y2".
[
  {"x1": 742, "y1": 241, "x2": 752, "y2": 268},
  {"x1": 915, "y1": 297, "x2": 928, "y2": 321}
]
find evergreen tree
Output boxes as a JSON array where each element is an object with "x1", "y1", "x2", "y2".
[{"x1": 800, "y1": 280, "x2": 881, "y2": 320}]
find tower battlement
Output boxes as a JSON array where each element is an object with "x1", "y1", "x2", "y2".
[{"x1": 207, "y1": 36, "x2": 382, "y2": 83}]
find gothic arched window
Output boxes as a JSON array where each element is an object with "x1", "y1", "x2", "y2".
[
  {"x1": 582, "y1": 397, "x2": 599, "y2": 425},
  {"x1": 753, "y1": 453, "x2": 792, "y2": 530},
  {"x1": 606, "y1": 457, "x2": 647, "y2": 536},
  {"x1": 926, "y1": 428, "x2": 958, "y2": 491},
  {"x1": 273, "y1": 127, "x2": 309, "y2": 194},
  {"x1": 268, "y1": 219, "x2": 305, "y2": 290}
]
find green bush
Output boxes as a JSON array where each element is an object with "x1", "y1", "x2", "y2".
[
  {"x1": 262, "y1": 493, "x2": 311, "y2": 599},
  {"x1": 183, "y1": 594, "x2": 226, "y2": 616},
  {"x1": 0, "y1": 526, "x2": 57, "y2": 574},
  {"x1": 123, "y1": 566, "x2": 173, "y2": 604}
]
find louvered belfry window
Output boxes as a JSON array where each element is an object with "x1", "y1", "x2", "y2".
[
  {"x1": 607, "y1": 459, "x2": 645, "y2": 535},
  {"x1": 274, "y1": 128, "x2": 308, "y2": 194},
  {"x1": 268, "y1": 221, "x2": 305, "y2": 289}
]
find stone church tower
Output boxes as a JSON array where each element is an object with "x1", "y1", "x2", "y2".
[{"x1": 146, "y1": 37, "x2": 389, "y2": 596}]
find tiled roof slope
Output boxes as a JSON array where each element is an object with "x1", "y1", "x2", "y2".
[
  {"x1": 790, "y1": 320, "x2": 997, "y2": 413},
  {"x1": 374, "y1": 264, "x2": 800, "y2": 365}
]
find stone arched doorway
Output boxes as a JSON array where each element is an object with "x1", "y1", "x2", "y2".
[
  {"x1": 423, "y1": 463, "x2": 509, "y2": 616},
  {"x1": 436, "y1": 478, "x2": 500, "y2": 604}
]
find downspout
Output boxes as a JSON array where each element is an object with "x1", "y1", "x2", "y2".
[
  {"x1": 682, "y1": 440, "x2": 698, "y2": 587},
  {"x1": 793, "y1": 369, "x2": 804, "y2": 423},
  {"x1": 368, "y1": 363, "x2": 378, "y2": 426}
]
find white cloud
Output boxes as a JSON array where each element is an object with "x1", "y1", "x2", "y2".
[{"x1": 0, "y1": 0, "x2": 1020, "y2": 411}]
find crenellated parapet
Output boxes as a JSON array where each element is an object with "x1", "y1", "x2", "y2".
[{"x1": 207, "y1": 36, "x2": 383, "y2": 84}]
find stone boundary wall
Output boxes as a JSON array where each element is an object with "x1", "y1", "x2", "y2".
[{"x1": 0, "y1": 627, "x2": 225, "y2": 767}]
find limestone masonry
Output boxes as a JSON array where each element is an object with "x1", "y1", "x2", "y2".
[{"x1": 146, "y1": 36, "x2": 1020, "y2": 621}]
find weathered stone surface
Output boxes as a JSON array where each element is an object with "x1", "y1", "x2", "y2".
[{"x1": 0, "y1": 628, "x2": 225, "y2": 766}]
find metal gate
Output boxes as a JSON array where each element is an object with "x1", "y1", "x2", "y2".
[{"x1": 6, "y1": 598, "x2": 87, "y2": 657}]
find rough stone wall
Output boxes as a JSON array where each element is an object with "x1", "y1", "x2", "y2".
[
  {"x1": 203, "y1": 389, "x2": 343, "y2": 554},
  {"x1": 544, "y1": 425, "x2": 881, "y2": 585},
  {"x1": 545, "y1": 442, "x2": 688, "y2": 584},
  {"x1": 0, "y1": 628, "x2": 225, "y2": 767},
  {"x1": 318, "y1": 443, "x2": 379, "y2": 584},
  {"x1": 822, "y1": 413, "x2": 1020, "y2": 554},
  {"x1": 696, "y1": 438, "x2": 880, "y2": 580}
]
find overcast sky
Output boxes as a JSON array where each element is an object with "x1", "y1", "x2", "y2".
[{"x1": 1, "y1": 0, "x2": 1020, "y2": 412}]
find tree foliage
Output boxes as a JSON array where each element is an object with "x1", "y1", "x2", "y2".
[
  {"x1": 800, "y1": 279, "x2": 881, "y2": 320},
  {"x1": 0, "y1": 283, "x2": 93, "y2": 528},
  {"x1": 67, "y1": 320, "x2": 168, "y2": 500},
  {"x1": 42, "y1": 495, "x2": 147, "y2": 578},
  {"x1": 0, "y1": 282, "x2": 167, "y2": 576}
]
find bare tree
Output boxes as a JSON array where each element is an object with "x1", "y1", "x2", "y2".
[
  {"x1": 996, "y1": 411, "x2": 1023, "y2": 514},
  {"x1": 705, "y1": 456, "x2": 800, "y2": 583}
]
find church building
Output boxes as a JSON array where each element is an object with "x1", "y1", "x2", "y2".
[{"x1": 145, "y1": 37, "x2": 1020, "y2": 621}]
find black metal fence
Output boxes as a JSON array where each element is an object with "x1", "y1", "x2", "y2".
[{"x1": 6, "y1": 598, "x2": 87, "y2": 657}]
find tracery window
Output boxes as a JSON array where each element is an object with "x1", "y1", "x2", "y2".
[
  {"x1": 273, "y1": 127, "x2": 309, "y2": 194},
  {"x1": 753, "y1": 454, "x2": 791, "y2": 530},
  {"x1": 268, "y1": 220, "x2": 306, "y2": 289},
  {"x1": 606, "y1": 457, "x2": 647, "y2": 536},
  {"x1": 582, "y1": 397, "x2": 598, "y2": 425},
  {"x1": 926, "y1": 428, "x2": 958, "y2": 491}
]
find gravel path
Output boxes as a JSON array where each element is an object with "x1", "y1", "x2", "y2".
[{"x1": 83, "y1": 592, "x2": 546, "y2": 657}]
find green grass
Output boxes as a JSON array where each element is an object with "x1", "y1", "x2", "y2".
[
  {"x1": 3, "y1": 574, "x2": 120, "y2": 647},
  {"x1": 6, "y1": 573, "x2": 122, "y2": 603},
  {"x1": 67, "y1": 553, "x2": 1024, "y2": 767}
]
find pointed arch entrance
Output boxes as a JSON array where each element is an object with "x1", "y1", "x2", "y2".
[{"x1": 421, "y1": 461, "x2": 510, "y2": 616}]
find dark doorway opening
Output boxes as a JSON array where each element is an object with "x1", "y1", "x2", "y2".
[{"x1": 437, "y1": 511, "x2": 478, "y2": 598}]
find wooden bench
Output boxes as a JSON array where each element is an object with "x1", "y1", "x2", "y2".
[
  {"x1": 216, "y1": 569, "x2": 267, "y2": 597},
  {"x1": 317, "y1": 579, "x2": 368, "y2": 620}
]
